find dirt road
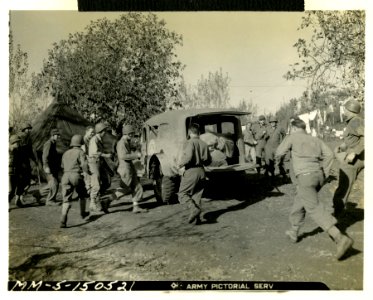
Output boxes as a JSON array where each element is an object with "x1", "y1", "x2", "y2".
[{"x1": 8, "y1": 167, "x2": 363, "y2": 290}]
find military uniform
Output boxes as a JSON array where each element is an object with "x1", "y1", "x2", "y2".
[
  {"x1": 333, "y1": 103, "x2": 364, "y2": 213},
  {"x1": 243, "y1": 126, "x2": 256, "y2": 163},
  {"x1": 251, "y1": 118, "x2": 268, "y2": 173},
  {"x1": 9, "y1": 135, "x2": 22, "y2": 205},
  {"x1": 276, "y1": 123, "x2": 353, "y2": 260},
  {"x1": 264, "y1": 122, "x2": 286, "y2": 178},
  {"x1": 81, "y1": 134, "x2": 92, "y2": 195},
  {"x1": 116, "y1": 136, "x2": 143, "y2": 206},
  {"x1": 178, "y1": 136, "x2": 211, "y2": 224},
  {"x1": 88, "y1": 124, "x2": 111, "y2": 212},
  {"x1": 16, "y1": 125, "x2": 36, "y2": 200},
  {"x1": 276, "y1": 130, "x2": 336, "y2": 232},
  {"x1": 60, "y1": 135, "x2": 89, "y2": 227},
  {"x1": 40, "y1": 131, "x2": 60, "y2": 205}
]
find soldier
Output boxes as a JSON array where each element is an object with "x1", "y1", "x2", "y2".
[
  {"x1": 16, "y1": 123, "x2": 38, "y2": 205},
  {"x1": 243, "y1": 120, "x2": 256, "y2": 163},
  {"x1": 40, "y1": 128, "x2": 61, "y2": 206},
  {"x1": 264, "y1": 116, "x2": 286, "y2": 181},
  {"x1": 116, "y1": 124, "x2": 147, "y2": 213},
  {"x1": 60, "y1": 135, "x2": 90, "y2": 228},
  {"x1": 332, "y1": 99, "x2": 364, "y2": 215},
  {"x1": 88, "y1": 122, "x2": 112, "y2": 213},
  {"x1": 9, "y1": 135, "x2": 23, "y2": 206},
  {"x1": 275, "y1": 119, "x2": 353, "y2": 260},
  {"x1": 177, "y1": 123, "x2": 211, "y2": 225},
  {"x1": 251, "y1": 115, "x2": 268, "y2": 174},
  {"x1": 81, "y1": 126, "x2": 95, "y2": 195}
]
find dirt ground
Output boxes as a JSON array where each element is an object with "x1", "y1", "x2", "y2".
[{"x1": 8, "y1": 160, "x2": 364, "y2": 290}]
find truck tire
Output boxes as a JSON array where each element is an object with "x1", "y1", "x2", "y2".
[{"x1": 153, "y1": 175, "x2": 179, "y2": 204}]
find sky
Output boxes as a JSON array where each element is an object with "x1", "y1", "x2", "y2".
[{"x1": 9, "y1": 11, "x2": 311, "y2": 115}]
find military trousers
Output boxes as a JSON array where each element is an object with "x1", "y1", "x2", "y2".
[
  {"x1": 40, "y1": 172, "x2": 59, "y2": 203},
  {"x1": 333, "y1": 159, "x2": 364, "y2": 214},
  {"x1": 178, "y1": 167, "x2": 206, "y2": 208},
  {"x1": 61, "y1": 172, "x2": 87, "y2": 216},
  {"x1": 290, "y1": 170, "x2": 337, "y2": 232},
  {"x1": 117, "y1": 163, "x2": 143, "y2": 203},
  {"x1": 245, "y1": 145, "x2": 256, "y2": 163},
  {"x1": 88, "y1": 158, "x2": 111, "y2": 210}
]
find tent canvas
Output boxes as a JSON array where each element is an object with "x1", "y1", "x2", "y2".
[{"x1": 31, "y1": 101, "x2": 92, "y2": 154}]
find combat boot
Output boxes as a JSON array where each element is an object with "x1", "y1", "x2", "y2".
[
  {"x1": 285, "y1": 226, "x2": 299, "y2": 243},
  {"x1": 187, "y1": 201, "x2": 201, "y2": 224},
  {"x1": 335, "y1": 234, "x2": 353, "y2": 260},
  {"x1": 132, "y1": 205, "x2": 148, "y2": 213},
  {"x1": 60, "y1": 203, "x2": 71, "y2": 228},
  {"x1": 15, "y1": 195, "x2": 26, "y2": 207}
]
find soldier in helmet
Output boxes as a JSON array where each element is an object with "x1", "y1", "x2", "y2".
[
  {"x1": 333, "y1": 99, "x2": 364, "y2": 216},
  {"x1": 116, "y1": 124, "x2": 147, "y2": 213},
  {"x1": 88, "y1": 122, "x2": 112, "y2": 213},
  {"x1": 15, "y1": 123, "x2": 38, "y2": 205},
  {"x1": 9, "y1": 135, "x2": 22, "y2": 206},
  {"x1": 60, "y1": 135, "x2": 90, "y2": 228},
  {"x1": 177, "y1": 123, "x2": 211, "y2": 225},
  {"x1": 264, "y1": 116, "x2": 286, "y2": 182},
  {"x1": 276, "y1": 118, "x2": 353, "y2": 260},
  {"x1": 39, "y1": 128, "x2": 61, "y2": 206},
  {"x1": 251, "y1": 115, "x2": 268, "y2": 174}
]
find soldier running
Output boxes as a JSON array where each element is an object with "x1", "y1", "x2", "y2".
[
  {"x1": 332, "y1": 99, "x2": 364, "y2": 215},
  {"x1": 275, "y1": 118, "x2": 353, "y2": 260},
  {"x1": 177, "y1": 123, "x2": 211, "y2": 225},
  {"x1": 60, "y1": 135, "x2": 90, "y2": 228},
  {"x1": 116, "y1": 124, "x2": 147, "y2": 213}
]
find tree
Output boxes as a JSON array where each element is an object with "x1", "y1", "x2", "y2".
[
  {"x1": 34, "y1": 13, "x2": 184, "y2": 130},
  {"x1": 234, "y1": 99, "x2": 258, "y2": 124},
  {"x1": 9, "y1": 32, "x2": 48, "y2": 131},
  {"x1": 284, "y1": 11, "x2": 365, "y2": 101},
  {"x1": 178, "y1": 68, "x2": 230, "y2": 108}
]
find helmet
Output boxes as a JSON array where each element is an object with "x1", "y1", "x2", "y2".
[
  {"x1": 70, "y1": 134, "x2": 83, "y2": 147},
  {"x1": 21, "y1": 123, "x2": 32, "y2": 131},
  {"x1": 9, "y1": 135, "x2": 21, "y2": 144},
  {"x1": 122, "y1": 124, "x2": 135, "y2": 135},
  {"x1": 269, "y1": 116, "x2": 278, "y2": 123},
  {"x1": 258, "y1": 115, "x2": 266, "y2": 121},
  {"x1": 344, "y1": 100, "x2": 361, "y2": 114},
  {"x1": 95, "y1": 122, "x2": 108, "y2": 134}
]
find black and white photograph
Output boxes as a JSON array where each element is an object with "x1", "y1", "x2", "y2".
[{"x1": 3, "y1": 1, "x2": 370, "y2": 294}]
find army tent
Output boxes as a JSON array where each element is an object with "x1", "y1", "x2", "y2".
[
  {"x1": 31, "y1": 101, "x2": 92, "y2": 154},
  {"x1": 30, "y1": 101, "x2": 118, "y2": 181}
]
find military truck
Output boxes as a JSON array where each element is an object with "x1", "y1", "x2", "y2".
[{"x1": 138, "y1": 108, "x2": 256, "y2": 204}]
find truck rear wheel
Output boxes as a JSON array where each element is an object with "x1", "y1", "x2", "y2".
[{"x1": 153, "y1": 175, "x2": 179, "y2": 204}]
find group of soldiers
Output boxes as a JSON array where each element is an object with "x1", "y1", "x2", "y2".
[
  {"x1": 9, "y1": 122, "x2": 147, "y2": 228},
  {"x1": 243, "y1": 115, "x2": 287, "y2": 181},
  {"x1": 180, "y1": 99, "x2": 364, "y2": 260},
  {"x1": 9, "y1": 98, "x2": 364, "y2": 260}
]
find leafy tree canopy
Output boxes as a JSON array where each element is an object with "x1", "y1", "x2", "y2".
[
  {"x1": 285, "y1": 11, "x2": 365, "y2": 102},
  {"x1": 178, "y1": 68, "x2": 230, "y2": 109},
  {"x1": 34, "y1": 13, "x2": 184, "y2": 130}
]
